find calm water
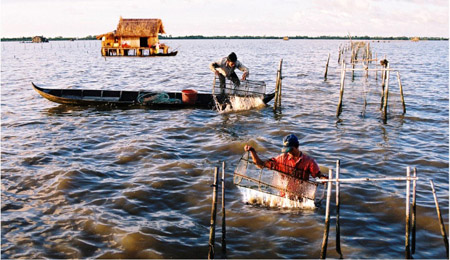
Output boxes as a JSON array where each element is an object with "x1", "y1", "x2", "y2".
[{"x1": 1, "y1": 39, "x2": 449, "y2": 259}]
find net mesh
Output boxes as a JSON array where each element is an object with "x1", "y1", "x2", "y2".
[
  {"x1": 212, "y1": 77, "x2": 266, "y2": 98},
  {"x1": 233, "y1": 152, "x2": 319, "y2": 209}
]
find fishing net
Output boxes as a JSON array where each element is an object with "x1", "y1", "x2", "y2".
[
  {"x1": 137, "y1": 92, "x2": 181, "y2": 105},
  {"x1": 212, "y1": 77, "x2": 266, "y2": 98},
  {"x1": 233, "y1": 152, "x2": 321, "y2": 209},
  {"x1": 212, "y1": 77, "x2": 267, "y2": 112}
]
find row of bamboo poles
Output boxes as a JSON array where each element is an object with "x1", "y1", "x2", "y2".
[
  {"x1": 316, "y1": 163, "x2": 449, "y2": 259},
  {"x1": 4, "y1": 41, "x2": 98, "y2": 50},
  {"x1": 327, "y1": 41, "x2": 406, "y2": 123},
  {"x1": 207, "y1": 160, "x2": 448, "y2": 259}
]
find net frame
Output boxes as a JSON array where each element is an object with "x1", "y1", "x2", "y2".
[
  {"x1": 212, "y1": 76, "x2": 266, "y2": 98},
  {"x1": 233, "y1": 152, "x2": 319, "y2": 201}
]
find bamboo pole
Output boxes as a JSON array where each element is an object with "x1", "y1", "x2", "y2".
[
  {"x1": 383, "y1": 63, "x2": 391, "y2": 122},
  {"x1": 352, "y1": 62, "x2": 355, "y2": 81},
  {"x1": 277, "y1": 59, "x2": 283, "y2": 106},
  {"x1": 375, "y1": 53, "x2": 378, "y2": 80},
  {"x1": 335, "y1": 160, "x2": 343, "y2": 258},
  {"x1": 380, "y1": 65, "x2": 386, "y2": 109},
  {"x1": 320, "y1": 169, "x2": 333, "y2": 259},
  {"x1": 273, "y1": 59, "x2": 283, "y2": 110},
  {"x1": 208, "y1": 167, "x2": 219, "y2": 260},
  {"x1": 273, "y1": 75, "x2": 279, "y2": 110},
  {"x1": 405, "y1": 167, "x2": 411, "y2": 259},
  {"x1": 411, "y1": 168, "x2": 417, "y2": 254},
  {"x1": 324, "y1": 53, "x2": 330, "y2": 80},
  {"x1": 338, "y1": 46, "x2": 341, "y2": 64},
  {"x1": 397, "y1": 71, "x2": 407, "y2": 114},
  {"x1": 430, "y1": 179, "x2": 449, "y2": 258},
  {"x1": 336, "y1": 63, "x2": 346, "y2": 117},
  {"x1": 221, "y1": 162, "x2": 227, "y2": 257},
  {"x1": 316, "y1": 176, "x2": 419, "y2": 183}
]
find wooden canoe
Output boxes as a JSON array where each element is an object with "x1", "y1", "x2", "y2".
[{"x1": 32, "y1": 82, "x2": 275, "y2": 110}]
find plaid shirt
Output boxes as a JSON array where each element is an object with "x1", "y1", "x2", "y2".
[{"x1": 267, "y1": 152, "x2": 320, "y2": 180}]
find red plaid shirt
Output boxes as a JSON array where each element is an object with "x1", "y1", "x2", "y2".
[{"x1": 266, "y1": 152, "x2": 320, "y2": 180}]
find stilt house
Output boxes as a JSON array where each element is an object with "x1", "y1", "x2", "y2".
[
  {"x1": 96, "y1": 17, "x2": 175, "y2": 57},
  {"x1": 32, "y1": 36, "x2": 48, "y2": 43}
]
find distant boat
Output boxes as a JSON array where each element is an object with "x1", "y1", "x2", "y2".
[
  {"x1": 410, "y1": 37, "x2": 420, "y2": 42},
  {"x1": 283, "y1": 36, "x2": 289, "y2": 41}
]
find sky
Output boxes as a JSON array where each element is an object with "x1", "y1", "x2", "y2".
[{"x1": 1, "y1": 0, "x2": 449, "y2": 38}]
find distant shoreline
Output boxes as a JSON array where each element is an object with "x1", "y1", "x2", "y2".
[{"x1": 1, "y1": 35, "x2": 448, "y2": 42}]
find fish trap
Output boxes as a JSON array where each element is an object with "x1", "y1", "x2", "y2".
[
  {"x1": 213, "y1": 77, "x2": 266, "y2": 98},
  {"x1": 233, "y1": 152, "x2": 321, "y2": 209}
]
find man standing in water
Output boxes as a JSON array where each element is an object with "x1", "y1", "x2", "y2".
[
  {"x1": 244, "y1": 134, "x2": 327, "y2": 187},
  {"x1": 209, "y1": 52, "x2": 249, "y2": 95}
]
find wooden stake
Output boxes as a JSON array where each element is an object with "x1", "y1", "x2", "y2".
[
  {"x1": 397, "y1": 71, "x2": 407, "y2": 114},
  {"x1": 338, "y1": 47, "x2": 341, "y2": 64},
  {"x1": 273, "y1": 59, "x2": 283, "y2": 110},
  {"x1": 380, "y1": 65, "x2": 386, "y2": 109},
  {"x1": 411, "y1": 168, "x2": 417, "y2": 254},
  {"x1": 277, "y1": 59, "x2": 283, "y2": 106},
  {"x1": 430, "y1": 179, "x2": 449, "y2": 258},
  {"x1": 383, "y1": 63, "x2": 390, "y2": 122},
  {"x1": 405, "y1": 167, "x2": 411, "y2": 259},
  {"x1": 352, "y1": 63, "x2": 355, "y2": 81},
  {"x1": 335, "y1": 160, "x2": 343, "y2": 258},
  {"x1": 274, "y1": 75, "x2": 279, "y2": 110},
  {"x1": 375, "y1": 53, "x2": 378, "y2": 80},
  {"x1": 208, "y1": 167, "x2": 219, "y2": 260},
  {"x1": 320, "y1": 169, "x2": 333, "y2": 259},
  {"x1": 221, "y1": 162, "x2": 227, "y2": 257},
  {"x1": 336, "y1": 63, "x2": 346, "y2": 117},
  {"x1": 324, "y1": 53, "x2": 330, "y2": 80}
]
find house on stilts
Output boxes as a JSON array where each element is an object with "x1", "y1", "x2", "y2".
[{"x1": 96, "y1": 17, "x2": 177, "y2": 57}]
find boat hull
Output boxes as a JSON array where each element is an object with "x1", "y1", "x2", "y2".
[{"x1": 32, "y1": 83, "x2": 275, "y2": 110}]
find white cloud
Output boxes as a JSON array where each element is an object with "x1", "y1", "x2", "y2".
[{"x1": 1, "y1": 0, "x2": 448, "y2": 37}]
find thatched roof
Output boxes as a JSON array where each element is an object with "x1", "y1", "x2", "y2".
[
  {"x1": 115, "y1": 17, "x2": 165, "y2": 37},
  {"x1": 96, "y1": 32, "x2": 115, "y2": 40}
]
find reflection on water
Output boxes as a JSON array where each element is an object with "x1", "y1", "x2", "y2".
[{"x1": 1, "y1": 39, "x2": 449, "y2": 259}]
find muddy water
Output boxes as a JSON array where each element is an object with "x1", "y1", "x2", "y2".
[{"x1": 1, "y1": 39, "x2": 448, "y2": 259}]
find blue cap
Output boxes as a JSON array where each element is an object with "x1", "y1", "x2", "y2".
[{"x1": 281, "y1": 134, "x2": 299, "y2": 153}]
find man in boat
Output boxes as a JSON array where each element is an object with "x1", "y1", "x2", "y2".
[
  {"x1": 244, "y1": 134, "x2": 327, "y2": 199},
  {"x1": 209, "y1": 52, "x2": 249, "y2": 95}
]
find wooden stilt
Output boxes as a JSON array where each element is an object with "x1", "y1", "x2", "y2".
[
  {"x1": 221, "y1": 162, "x2": 227, "y2": 257},
  {"x1": 335, "y1": 160, "x2": 343, "y2": 258},
  {"x1": 208, "y1": 167, "x2": 219, "y2": 260},
  {"x1": 430, "y1": 180, "x2": 449, "y2": 258},
  {"x1": 324, "y1": 53, "x2": 330, "y2": 80},
  {"x1": 405, "y1": 167, "x2": 411, "y2": 259},
  {"x1": 336, "y1": 63, "x2": 346, "y2": 117},
  {"x1": 397, "y1": 72, "x2": 407, "y2": 114},
  {"x1": 320, "y1": 169, "x2": 333, "y2": 259},
  {"x1": 411, "y1": 168, "x2": 417, "y2": 254}
]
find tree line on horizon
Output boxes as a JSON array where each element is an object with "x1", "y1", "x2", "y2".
[{"x1": 1, "y1": 35, "x2": 448, "y2": 41}]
